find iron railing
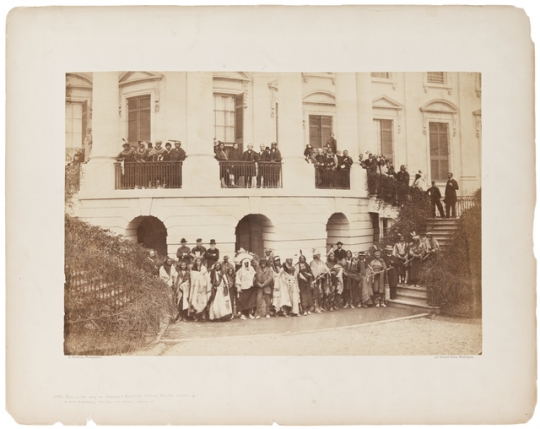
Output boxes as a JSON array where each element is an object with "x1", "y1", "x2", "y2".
[
  {"x1": 114, "y1": 161, "x2": 183, "y2": 189},
  {"x1": 455, "y1": 196, "x2": 476, "y2": 217},
  {"x1": 315, "y1": 167, "x2": 351, "y2": 190},
  {"x1": 218, "y1": 161, "x2": 282, "y2": 188}
]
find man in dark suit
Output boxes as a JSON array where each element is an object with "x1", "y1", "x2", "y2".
[
  {"x1": 176, "y1": 238, "x2": 191, "y2": 263},
  {"x1": 269, "y1": 142, "x2": 282, "y2": 187},
  {"x1": 333, "y1": 242, "x2": 347, "y2": 262},
  {"x1": 444, "y1": 172, "x2": 460, "y2": 218},
  {"x1": 142, "y1": 250, "x2": 160, "y2": 276},
  {"x1": 427, "y1": 181, "x2": 445, "y2": 218},
  {"x1": 242, "y1": 144, "x2": 259, "y2": 188},
  {"x1": 168, "y1": 141, "x2": 187, "y2": 188}
]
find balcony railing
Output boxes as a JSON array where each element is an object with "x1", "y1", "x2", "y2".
[
  {"x1": 114, "y1": 162, "x2": 183, "y2": 189},
  {"x1": 218, "y1": 161, "x2": 282, "y2": 188},
  {"x1": 315, "y1": 166, "x2": 350, "y2": 190},
  {"x1": 456, "y1": 196, "x2": 476, "y2": 217}
]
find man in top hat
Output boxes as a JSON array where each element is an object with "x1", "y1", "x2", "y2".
[
  {"x1": 206, "y1": 239, "x2": 220, "y2": 269},
  {"x1": 382, "y1": 245, "x2": 399, "y2": 300},
  {"x1": 176, "y1": 238, "x2": 191, "y2": 263},
  {"x1": 332, "y1": 241, "x2": 347, "y2": 263},
  {"x1": 191, "y1": 238, "x2": 207, "y2": 264}
]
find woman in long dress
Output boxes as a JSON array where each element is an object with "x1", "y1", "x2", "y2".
[
  {"x1": 369, "y1": 250, "x2": 387, "y2": 308},
  {"x1": 295, "y1": 255, "x2": 314, "y2": 316},
  {"x1": 174, "y1": 260, "x2": 191, "y2": 322},
  {"x1": 208, "y1": 263, "x2": 233, "y2": 322},
  {"x1": 188, "y1": 257, "x2": 211, "y2": 321}
]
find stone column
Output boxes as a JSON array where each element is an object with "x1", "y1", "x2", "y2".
[
  {"x1": 183, "y1": 72, "x2": 220, "y2": 192},
  {"x1": 335, "y1": 73, "x2": 364, "y2": 193},
  {"x1": 278, "y1": 73, "x2": 314, "y2": 191},
  {"x1": 83, "y1": 72, "x2": 119, "y2": 192}
]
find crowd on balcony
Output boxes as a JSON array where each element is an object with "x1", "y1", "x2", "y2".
[
  {"x1": 114, "y1": 140, "x2": 187, "y2": 189},
  {"x1": 304, "y1": 134, "x2": 354, "y2": 189},
  {"x1": 214, "y1": 140, "x2": 282, "y2": 188},
  {"x1": 144, "y1": 235, "x2": 440, "y2": 323}
]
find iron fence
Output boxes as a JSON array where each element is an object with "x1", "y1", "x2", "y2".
[
  {"x1": 315, "y1": 167, "x2": 351, "y2": 190},
  {"x1": 218, "y1": 161, "x2": 282, "y2": 188},
  {"x1": 114, "y1": 161, "x2": 183, "y2": 189}
]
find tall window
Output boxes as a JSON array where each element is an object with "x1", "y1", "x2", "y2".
[
  {"x1": 373, "y1": 119, "x2": 393, "y2": 161},
  {"x1": 427, "y1": 72, "x2": 445, "y2": 84},
  {"x1": 309, "y1": 115, "x2": 333, "y2": 148},
  {"x1": 127, "y1": 95, "x2": 151, "y2": 144},
  {"x1": 214, "y1": 93, "x2": 244, "y2": 144},
  {"x1": 429, "y1": 122, "x2": 449, "y2": 180},
  {"x1": 371, "y1": 72, "x2": 390, "y2": 79},
  {"x1": 65, "y1": 101, "x2": 85, "y2": 158}
]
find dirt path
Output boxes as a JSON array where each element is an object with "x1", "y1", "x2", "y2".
[{"x1": 160, "y1": 315, "x2": 482, "y2": 356}]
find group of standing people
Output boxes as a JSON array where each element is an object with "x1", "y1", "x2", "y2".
[
  {"x1": 142, "y1": 235, "x2": 436, "y2": 324},
  {"x1": 116, "y1": 140, "x2": 187, "y2": 189},
  {"x1": 304, "y1": 134, "x2": 354, "y2": 188},
  {"x1": 214, "y1": 141, "x2": 282, "y2": 188}
]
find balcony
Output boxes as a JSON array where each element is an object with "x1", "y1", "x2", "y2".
[
  {"x1": 114, "y1": 162, "x2": 183, "y2": 189},
  {"x1": 218, "y1": 161, "x2": 282, "y2": 188},
  {"x1": 314, "y1": 166, "x2": 351, "y2": 190}
]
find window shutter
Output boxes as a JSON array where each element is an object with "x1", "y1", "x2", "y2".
[
  {"x1": 427, "y1": 72, "x2": 445, "y2": 84},
  {"x1": 321, "y1": 116, "x2": 333, "y2": 147},
  {"x1": 235, "y1": 93, "x2": 244, "y2": 142},
  {"x1": 309, "y1": 115, "x2": 321, "y2": 148},
  {"x1": 429, "y1": 122, "x2": 449, "y2": 180}
]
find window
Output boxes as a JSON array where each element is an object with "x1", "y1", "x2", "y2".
[
  {"x1": 373, "y1": 119, "x2": 393, "y2": 161},
  {"x1": 370, "y1": 213, "x2": 380, "y2": 245},
  {"x1": 214, "y1": 93, "x2": 244, "y2": 144},
  {"x1": 309, "y1": 115, "x2": 333, "y2": 148},
  {"x1": 429, "y1": 122, "x2": 449, "y2": 181},
  {"x1": 382, "y1": 218, "x2": 390, "y2": 238},
  {"x1": 127, "y1": 95, "x2": 151, "y2": 144},
  {"x1": 427, "y1": 72, "x2": 445, "y2": 84},
  {"x1": 371, "y1": 72, "x2": 390, "y2": 79},
  {"x1": 65, "y1": 101, "x2": 85, "y2": 159}
]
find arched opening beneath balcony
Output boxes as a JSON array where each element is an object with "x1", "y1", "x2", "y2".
[
  {"x1": 235, "y1": 214, "x2": 275, "y2": 258},
  {"x1": 126, "y1": 215, "x2": 168, "y2": 257}
]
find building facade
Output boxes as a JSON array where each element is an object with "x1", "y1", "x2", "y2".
[{"x1": 66, "y1": 72, "x2": 481, "y2": 259}]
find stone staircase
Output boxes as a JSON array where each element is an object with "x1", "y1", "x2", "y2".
[
  {"x1": 425, "y1": 217, "x2": 459, "y2": 250},
  {"x1": 387, "y1": 217, "x2": 460, "y2": 314},
  {"x1": 387, "y1": 284, "x2": 440, "y2": 314}
]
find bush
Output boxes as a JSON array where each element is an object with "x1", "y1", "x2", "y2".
[
  {"x1": 379, "y1": 187, "x2": 432, "y2": 248},
  {"x1": 366, "y1": 172, "x2": 410, "y2": 206},
  {"x1": 64, "y1": 214, "x2": 174, "y2": 355},
  {"x1": 421, "y1": 189, "x2": 482, "y2": 316}
]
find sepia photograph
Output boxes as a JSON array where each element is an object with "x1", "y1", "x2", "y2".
[{"x1": 64, "y1": 71, "x2": 482, "y2": 356}]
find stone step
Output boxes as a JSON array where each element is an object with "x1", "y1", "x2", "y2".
[
  {"x1": 387, "y1": 298, "x2": 440, "y2": 314},
  {"x1": 396, "y1": 288, "x2": 427, "y2": 300},
  {"x1": 397, "y1": 284, "x2": 427, "y2": 292}
]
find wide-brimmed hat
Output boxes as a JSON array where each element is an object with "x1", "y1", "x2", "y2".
[
  {"x1": 426, "y1": 231, "x2": 433, "y2": 236},
  {"x1": 336, "y1": 241, "x2": 344, "y2": 246},
  {"x1": 196, "y1": 238, "x2": 202, "y2": 243},
  {"x1": 210, "y1": 239, "x2": 216, "y2": 244},
  {"x1": 180, "y1": 238, "x2": 187, "y2": 243},
  {"x1": 385, "y1": 245, "x2": 393, "y2": 251}
]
